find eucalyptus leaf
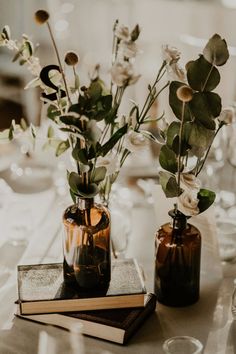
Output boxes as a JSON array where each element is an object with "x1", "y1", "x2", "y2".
[
  {"x1": 99, "y1": 124, "x2": 128, "y2": 157},
  {"x1": 68, "y1": 172, "x2": 81, "y2": 195},
  {"x1": 203, "y1": 34, "x2": 229, "y2": 66},
  {"x1": 88, "y1": 80, "x2": 102, "y2": 102},
  {"x1": 77, "y1": 182, "x2": 99, "y2": 198},
  {"x1": 197, "y1": 188, "x2": 216, "y2": 214},
  {"x1": 169, "y1": 81, "x2": 192, "y2": 121},
  {"x1": 159, "y1": 171, "x2": 181, "y2": 198},
  {"x1": 91, "y1": 166, "x2": 107, "y2": 183},
  {"x1": 189, "y1": 92, "x2": 221, "y2": 130},
  {"x1": 187, "y1": 122, "x2": 214, "y2": 157},
  {"x1": 159, "y1": 145, "x2": 178, "y2": 173},
  {"x1": 70, "y1": 189, "x2": 76, "y2": 203},
  {"x1": 72, "y1": 148, "x2": 89, "y2": 164},
  {"x1": 187, "y1": 55, "x2": 220, "y2": 92},
  {"x1": 55, "y1": 139, "x2": 70, "y2": 157},
  {"x1": 140, "y1": 129, "x2": 165, "y2": 144}
]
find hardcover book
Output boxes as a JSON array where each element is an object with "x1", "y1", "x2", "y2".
[
  {"x1": 16, "y1": 293, "x2": 156, "y2": 344},
  {"x1": 17, "y1": 259, "x2": 146, "y2": 315}
]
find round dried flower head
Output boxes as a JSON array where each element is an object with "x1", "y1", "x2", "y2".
[
  {"x1": 64, "y1": 51, "x2": 79, "y2": 66},
  {"x1": 176, "y1": 85, "x2": 193, "y2": 102},
  {"x1": 34, "y1": 10, "x2": 49, "y2": 25}
]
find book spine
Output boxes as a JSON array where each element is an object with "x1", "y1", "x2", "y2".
[{"x1": 123, "y1": 294, "x2": 157, "y2": 344}]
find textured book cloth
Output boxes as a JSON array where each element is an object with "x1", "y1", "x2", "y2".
[
  {"x1": 16, "y1": 293, "x2": 156, "y2": 344},
  {"x1": 17, "y1": 258, "x2": 146, "y2": 315}
]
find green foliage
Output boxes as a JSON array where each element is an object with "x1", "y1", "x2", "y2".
[
  {"x1": 159, "y1": 171, "x2": 181, "y2": 198},
  {"x1": 159, "y1": 145, "x2": 178, "y2": 174},
  {"x1": 197, "y1": 189, "x2": 216, "y2": 213},
  {"x1": 203, "y1": 34, "x2": 229, "y2": 66},
  {"x1": 187, "y1": 55, "x2": 220, "y2": 92}
]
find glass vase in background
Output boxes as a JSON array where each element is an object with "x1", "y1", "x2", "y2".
[
  {"x1": 154, "y1": 210, "x2": 201, "y2": 307},
  {"x1": 62, "y1": 197, "x2": 111, "y2": 291}
]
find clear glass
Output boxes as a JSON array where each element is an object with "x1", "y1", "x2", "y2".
[
  {"x1": 155, "y1": 216, "x2": 201, "y2": 307},
  {"x1": 63, "y1": 199, "x2": 111, "y2": 290},
  {"x1": 216, "y1": 218, "x2": 236, "y2": 262},
  {"x1": 163, "y1": 336, "x2": 203, "y2": 354}
]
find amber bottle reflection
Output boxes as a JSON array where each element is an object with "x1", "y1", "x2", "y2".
[
  {"x1": 63, "y1": 198, "x2": 110, "y2": 290},
  {"x1": 155, "y1": 210, "x2": 201, "y2": 307}
]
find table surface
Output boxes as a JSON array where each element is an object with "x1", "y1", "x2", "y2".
[{"x1": 0, "y1": 184, "x2": 235, "y2": 354}]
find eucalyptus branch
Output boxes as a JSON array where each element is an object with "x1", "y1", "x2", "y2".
[
  {"x1": 177, "y1": 102, "x2": 185, "y2": 194},
  {"x1": 201, "y1": 63, "x2": 214, "y2": 92},
  {"x1": 46, "y1": 22, "x2": 71, "y2": 105}
]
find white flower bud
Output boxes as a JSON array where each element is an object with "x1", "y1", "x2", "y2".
[{"x1": 178, "y1": 190, "x2": 199, "y2": 216}]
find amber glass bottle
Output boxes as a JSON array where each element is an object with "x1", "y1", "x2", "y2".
[
  {"x1": 154, "y1": 210, "x2": 201, "y2": 307},
  {"x1": 63, "y1": 198, "x2": 110, "y2": 290}
]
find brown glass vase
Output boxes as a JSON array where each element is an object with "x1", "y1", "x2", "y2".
[
  {"x1": 154, "y1": 210, "x2": 201, "y2": 307},
  {"x1": 62, "y1": 198, "x2": 111, "y2": 291}
]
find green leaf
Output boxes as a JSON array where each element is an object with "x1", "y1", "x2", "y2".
[
  {"x1": 74, "y1": 74, "x2": 80, "y2": 90},
  {"x1": 140, "y1": 129, "x2": 165, "y2": 144},
  {"x1": 169, "y1": 81, "x2": 192, "y2": 121},
  {"x1": 24, "y1": 40, "x2": 33, "y2": 57},
  {"x1": 203, "y1": 34, "x2": 229, "y2": 66},
  {"x1": 70, "y1": 189, "x2": 76, "y2": 203},
  {"x1": 68, "y1": 172, "x2": 81, "y2": 195},
  {"x1": 56, "y1": 139, "x2": 70, "y2": 157},
  {"x1": 166, "y1": 121, "x2": 189, "y2": 156},
  {"x1": 99, "y1": 124, "x2": 128, "y2": 157},
  {"x1": 187, "y1": 55, "x2": 220, "y2": 92},
  {"x1": 159, "y1": 171, "x2": 181, "y2": 198},
  {"x1": 2, "y1": 25, "x2": 10, "y2": 40},
  {"x1": 47, "y1": 126, "x2": 54, "y2": 138},
  {"x1": 187, "y1": 122, "x2": 215, "y2": 157},
  {"x1": 91, "y1": 166, "x2": 107, "y2": 183},
  {"x1": 77, "y1": 183, "x2": 99, "y2": 198},
  {"x1": 20, "y1": 118, "x2": 28, "y2": 131},
  {"x1": 72, "y1": 148, "x2": 89, "y2": 165},
  {"x1": 159, "y1": 145, "x2": 178, "y2": 173},
  {"x1": 60, "y1": 114, "x2": 80, "y2": 128},
  {"x1": 197, "y1": 188, "x2": 216, "y2": 214},
  {"x1": 8, "y1": 122, "x2": 14, "y2": 141},
  {"x1": 189, "y1": 92, "x2": 221, "y2": 130},
  {"x1": 47, "y1": 105, "x2": 61, "y2": 121},
  {"x1": 85, "y1": 120, "x2": 102, "y2": 145},
  {"x1": 88, "y1": 80, "x2": 102, "y2": 102}
]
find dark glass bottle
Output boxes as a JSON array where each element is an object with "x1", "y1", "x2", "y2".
[
  {"x1": 154, "y1": 209, "x2": 201, "y2": 307},
  {"x1": 62, "y1": 198, "x2": 110, "y2": 291}
]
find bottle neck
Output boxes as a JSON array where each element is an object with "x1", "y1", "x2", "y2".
[
  {"x1": 169, "y1": 209, "x2": 187, "y2": 233},
  {"x1": 76, "y1": 197, "x2": 94, "y2": 210}
]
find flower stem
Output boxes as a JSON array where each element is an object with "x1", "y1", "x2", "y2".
[
  {"x1": 46, "y1": 22, "x2": 71, "y2": 105},
  {"x1": 177, "y1": 102, "x2": 185, "y2": 195}
]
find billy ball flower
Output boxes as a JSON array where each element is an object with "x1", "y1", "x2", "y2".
[
  {"x1": 65, "y1": 51, "x2": 79, "y2": 66},
  {"x1": 176, "y1": 85, "x2": 193, "y2": 102},
  {"x1": 34, "y1": 10, "x2": 49, "y2": 25}
]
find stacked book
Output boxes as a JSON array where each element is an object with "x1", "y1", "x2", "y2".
[{"x1": 16, "y1": 259, "x2": 156, "y2": 344}]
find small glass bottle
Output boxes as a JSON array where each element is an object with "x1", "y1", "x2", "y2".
[
  {"x1": 154, "y1": 209, "x2": 201, "y2": 307},
  {"x1": 62, "y1": 197, "x2": 111, "y2": 291},
  {"x1": 231, "y1": 278, "x2": 236, "y2": 320}
]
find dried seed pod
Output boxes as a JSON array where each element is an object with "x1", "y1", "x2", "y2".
[
  {"x1": 176, "y1": 85, "x2": 193, "y2": 102},
  {"x1": 34, "y1": 10, "x2": 49, "y2": 25},
  {"x1": 65, "y1": 51, "x2": 79, "y2": 66}
]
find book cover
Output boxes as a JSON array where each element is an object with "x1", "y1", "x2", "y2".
[
  {"x1": 16, "y1": 293, "x2": 156, "y2": 344},
  {"x1": 17, "y1": 258, "x2": 146, "y2": 315}
]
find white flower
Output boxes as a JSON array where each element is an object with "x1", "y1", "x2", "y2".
[
  {"x1": 180, "y1": 173, "x2": 201, "y2": 192},
  {"x1": 218, "y1": 107, "x2": 235, "y2": 125},
  {"x1": 166, "y1": 62, "x2": 186, "y2": 82},
  {"x1": 178, "y1": 190, "x2": 199, "y2": 216},
  {"x1": 96, "y1": 153, "x2": 119, "y2": 175},
  {"x1": 123, "y1": 130, "x2": 148, "y2": 153},
  {"x1": 162, "y1": 45, "x2": 181, "y2": 64},
  {"x1": 115, "y1": 25, "x2": 130, "y2": 41},
  {"x1": 119, "y1": 40, "x2": 138, "y2": 59},
  {"x1": 27, "y1": 56, "x2": 41, "y2": 76},
  {"x1": 111, "y1": 61, "x2": 140, "y2": 87}
]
